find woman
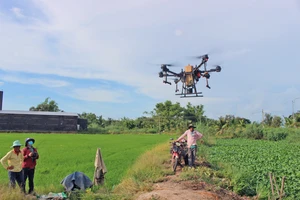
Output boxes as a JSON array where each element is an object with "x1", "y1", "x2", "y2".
[
  {"x1": 0, "y1": 140, "x2": 24, "y2": 189},
  {"x1": 22, "y1": 138, "x2": 39, "y2": 194}
]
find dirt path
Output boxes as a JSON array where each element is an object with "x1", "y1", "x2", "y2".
[{"x1": 135, "y1": 163, "x2": 252, "y2": 200}]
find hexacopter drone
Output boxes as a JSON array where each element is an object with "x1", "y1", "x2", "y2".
[{"x1": 158, "y1": 54, "x2": 221, "y2": 98}]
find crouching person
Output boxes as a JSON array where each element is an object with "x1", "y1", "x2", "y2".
[
  {"x1": 22, "y1": 138, "x2": 39, "y2": 195},
  {"x1": 0, "y1": 140, "x2": 24, "y2": 190}
]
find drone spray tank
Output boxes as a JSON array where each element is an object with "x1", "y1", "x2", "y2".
[{"x1": 184, "y1": 64, "x2": 194, "y2": 94}]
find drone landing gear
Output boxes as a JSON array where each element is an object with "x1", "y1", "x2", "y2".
[
  {"x1": 176, "y1": 92, "x2": 203, "y2": 98},
  {"x1": 176, "y1": 84, "x2": 203, "y2": 98}
]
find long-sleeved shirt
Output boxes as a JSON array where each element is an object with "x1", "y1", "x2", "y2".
[
  {"x1": 0, "y1": 150, "x2": 23, "y2": 172},
  {"x1": 22, "y1": 147, "x2": 39, "y2": 169},
  {"x1": 177, "y1": 129, "x2": 203, "y2": 148}
]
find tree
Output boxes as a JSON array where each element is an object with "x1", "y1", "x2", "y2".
[
  {"x1": 271, "y1": 115, "x2": 283, "y2": 127},
  {"x1": 183, "y1": 102, "x2": 204, "y2": 123},
  {"x1": 263, "y1": 113, "x2": 273, "y2": 126},
  {"x1": 152, "y1": 100, "x2": 184, "y2": 131},
  {"x1": 121, "y1": 117, "x2": 135, "y2": 129},
  {"x1": 29, "y1": 97, "x2": 61, "y2": 112},
  {"x1": 79, "y1": 112, "x2": 99, "y2": 125}
]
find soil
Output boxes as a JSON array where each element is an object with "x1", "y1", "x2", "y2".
[{"x1": 135, "y1": 161, "x2": 252, "y2": 200}]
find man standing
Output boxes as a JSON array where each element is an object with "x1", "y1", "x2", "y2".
[
  {"x1": 0, "y1": 140, "x2": 24, "y2": 189},
  {"x1": 176, "y1": 124, "x2": 203, "y2": 167},
  {"x1": 22, "y1": 138, "x2": 39, "y2": 194}
]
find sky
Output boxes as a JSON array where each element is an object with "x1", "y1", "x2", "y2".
[{"x1": 0, "y1": 0, "x2": 299, "y2": 122}]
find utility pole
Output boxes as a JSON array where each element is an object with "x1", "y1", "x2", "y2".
[
  {"x1": 292, "y1": 98, "x2": 300, "y2": 121},
  {"x1": 158, "y1": 116, "x2": 161, "y2": 134},
  {"x1": 262, "y1": 109, "x2": 264, "y2": 127}
]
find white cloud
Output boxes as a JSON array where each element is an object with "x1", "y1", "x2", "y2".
[
  {"x1": 67, "y1": 87, "x2": 132, "y2": 103},
  {"x1": 11, "y1": 7, "x2": 25, "y2": 18},
  {"x1": 219, "y1": 48, "x2": 252, "y2": 61},
  {"x1": 175, "y1": 29, "x2": 183, "y2": 36},
  {"x1": 0, "y1": 75, "x2": 69, "y2": 87}
]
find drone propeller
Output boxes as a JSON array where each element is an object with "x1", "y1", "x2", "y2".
[
  {"x1": 194, "y1": 54, "x2": 209, "y2": 59},
  {"x1": 159, "y1": 63, "x2": 181, "y2": 68}
]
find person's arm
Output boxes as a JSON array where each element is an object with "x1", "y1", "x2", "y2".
[
  {"x1": 0, "y1": 151, "x2": 11, "y2": 170},
  {"x1": 23, "y1": 148, "x2": 30, "y2": 161},
  {"x1": 177, "y1": 131, "x2": 187, "y2": 141},
  {"x1": 20, "y1": 153, "x2": 24, "y2": 166},
  {"x1": 195, "y1": 131, "x2": 203, "y2": 140}
]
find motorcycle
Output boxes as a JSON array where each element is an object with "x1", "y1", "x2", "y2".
[{"x1": 170, "y1": 140, "x2": 188, "y2": 172}]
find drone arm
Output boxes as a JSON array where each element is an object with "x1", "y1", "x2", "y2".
[
  {"x1": 195, "y1": 61, "x2": 205, "y2": 71},
  {"x1": 163, "y1": 80, "x2": 171, "y2": 85},
  {"x1": 167, "y1": 69, "x2": 181, "y2": 76}
]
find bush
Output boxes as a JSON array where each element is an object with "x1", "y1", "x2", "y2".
[
  {"x1": 145, "y1": 128, "x2": 158, "y2": 134},
  {"x1": 242, "y1": 124, "x2": 264, "y2": 139},
  {"x1": 263, "y1": 128, "x2": 288, "y2": 141}
]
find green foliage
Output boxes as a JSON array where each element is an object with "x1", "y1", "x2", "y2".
[
  {"x1": 29, "y1": 97, "x2": 61, "y2": 112},
  {"x1": 263, "y1": 128, "x2": 288, "y2": 141},
  {"x1": 243, "y1": 124, "x2": 264, "y2": 139},
  {"x1": 79, "y1": 112, "x2": 104, "y2": 126},
  {"x1": 183, "y1": 102, "x2": 204, "y2": 123},
  {"x1": 144, "y1": 100, "x2": 206, "y2": 132},
  {"x1": 271, "y1": 115, "x2": 283, "y2": 127},
  {"x1": 208, "y1": 138, "x2": 300, "y2": 198}
]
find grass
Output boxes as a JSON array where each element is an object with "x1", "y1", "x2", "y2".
[{"x1": 0, "y1": 133, "x2": 172, "y2": 197}]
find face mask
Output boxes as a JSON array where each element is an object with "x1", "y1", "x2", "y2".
[{"x1": 28, "y1": 141, "x2": 34, "y2": 146}]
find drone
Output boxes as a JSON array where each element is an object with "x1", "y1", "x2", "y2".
[{"x1": 158, "y1": 54, "x2": 221, "y2": 98}]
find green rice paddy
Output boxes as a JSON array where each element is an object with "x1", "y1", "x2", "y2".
[{"x1": 0, "y1": 133, "x2": 171, "y2": 193}]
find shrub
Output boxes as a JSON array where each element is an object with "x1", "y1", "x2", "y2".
[
  {"x1": 263, "y1": 128, "x2": 288, "y2": 141},
  {"x1": 243, "y1": 124, "x2": 264, "y2": 139}
]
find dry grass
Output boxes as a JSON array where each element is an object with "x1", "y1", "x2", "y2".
[
  {"x1": 0, "y1": 184, "x2": 35, "y2": 200},
  {"x1": 112, "y1": 142, "x2": 172, "y2": 199}
]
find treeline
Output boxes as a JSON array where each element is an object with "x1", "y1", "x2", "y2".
[
  {"x1": 30, "y1": 98, "x2": 300, "y2": 137},
  {"x1": 77, "y1": 100, "x2": 300, "y2": 138}
]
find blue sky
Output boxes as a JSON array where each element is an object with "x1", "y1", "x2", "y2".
[{"x1": 0, "y1": 0, "x2": 299, "y2": 121}]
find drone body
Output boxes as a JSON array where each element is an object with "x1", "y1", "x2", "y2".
[{"x1": 158, "y1": 54, "x2": 221, "y2": 98}]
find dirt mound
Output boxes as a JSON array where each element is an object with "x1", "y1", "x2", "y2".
[{"x1": 135, "y1": 162, "x2": 251, "y2": 200}]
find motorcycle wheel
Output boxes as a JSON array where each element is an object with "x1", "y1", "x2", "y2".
[{"x1": 172, "y1": 157, "x2": 178, "y2": 172}]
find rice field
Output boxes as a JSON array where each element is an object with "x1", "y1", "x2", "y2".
[{"x1": 0, "y1": 133, "x2": 171, "y2": 194}]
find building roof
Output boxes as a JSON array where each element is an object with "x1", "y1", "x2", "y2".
[{"x1": 0, "y1": 110, "x2": 79, "y2": 116}]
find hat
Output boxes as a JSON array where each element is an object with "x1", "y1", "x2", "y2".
[
  {"x1": 11, "y1": 140, "x2": 22, "y2": 148},
  {"x1": 188, "y1": 124, "x2": 196, "y2": 129},
  {"x1": 25, "y1": 138, "x2": 35, "y2": 146}
]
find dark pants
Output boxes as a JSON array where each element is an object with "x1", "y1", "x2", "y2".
[
  {"x1": 22, "y1": 168, "x2": 35, "y2": 194},
  {"x1": 8, "y1": 171, "x2": 23, "y2": 189},
  {"x1": 188, "y1": 146, "x2": 197, "y2": 167}
]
